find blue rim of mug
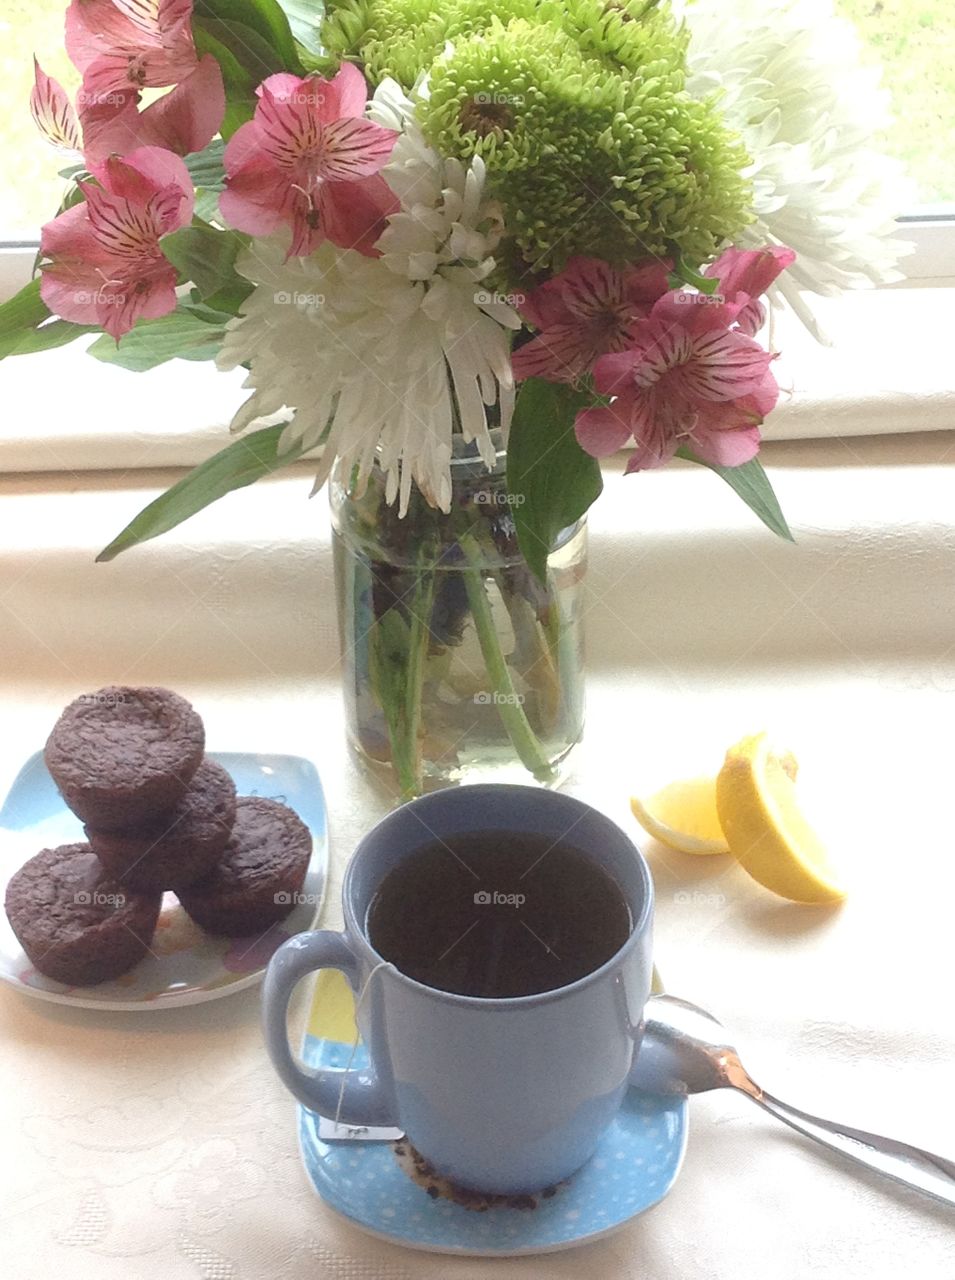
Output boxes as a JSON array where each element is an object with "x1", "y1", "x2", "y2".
[{"x1": 339, "y1": 784, "x2": 653, "y2": 1010}]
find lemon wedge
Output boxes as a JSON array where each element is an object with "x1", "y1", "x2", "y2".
[
  {"x1": 715, "y1": 733, "x2": 845, "y2": 904},
  {"x1": 631, "y1": 777, "x2": 729, "y2": 855}
]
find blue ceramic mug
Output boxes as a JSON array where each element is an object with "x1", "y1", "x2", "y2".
[{"x1": 262, "y1": 784, "x2": 654, "y2": 1194}]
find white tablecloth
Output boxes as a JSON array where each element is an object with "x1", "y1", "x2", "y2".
[{"x1": 2, "y1": 442, "x2": 954, "y2": 1278}]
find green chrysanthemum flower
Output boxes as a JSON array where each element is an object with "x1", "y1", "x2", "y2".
[
  {"x1": 322, "y1": 0, "x2": 752, "y2": 277},
  {"x1": 322, "y1": 0, "x2": 688, "y2": 90},
  {"x1": 420, "y1": 18, "x2": 751, "y2": 276}
]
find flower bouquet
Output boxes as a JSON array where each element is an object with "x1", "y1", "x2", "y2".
[{"x1": 2, "y1": 0, "x2": 906, "y2": 795}]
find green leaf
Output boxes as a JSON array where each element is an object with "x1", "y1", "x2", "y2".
[
  {"x1": 192, "y1": 25, "x2": 258, "y2": 137},
  {"x1": 506, "y1": 378, "x2": 604, "y2": 585},
  {"x1": 97, "y1": 424, "x2": 307, "y2": 561},
  {"x1": 194, "y1": 189, "x2": 222, "y2": 223},
  {"x1": 670, "y1": 254, "x2": 721, "y2": 296},
  {"x1": 0, "y1": 279, "x2": 50, "y2": 339},
  {"x1": 276, "y1": 0, "x2": 326, "y2": 58},
  {"x1": 162, "y1": 221, "x2": 249, "y2": 301},
  {"x1": 0, "y1": 280, "x2": 93, "y2": 359},
  {"x1": 195, "y1": 0, "x2": 302, "y2": 72},
  {"x1": 0, "y1": 319, "x2": 96, "y2": 359},
  {"x1": 184, "y1": 139, "x2": 226, "y2": 191},
  {"x1": 194, "y1": 13, "x2": 287, "y2": 84},
  {"x1": 677, "y1": 449, "x2": 795, "y2": 542},
  {"x1": 195, "y1": 280, "x2": 254, "y2": 316},
  {"x1": 87, "y1": 309, "x2": 229, "y2": 372}
]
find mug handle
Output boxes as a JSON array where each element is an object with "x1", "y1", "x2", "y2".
[{"x1": 262, "y1": 931, "x2": 397, "y2": 1127}]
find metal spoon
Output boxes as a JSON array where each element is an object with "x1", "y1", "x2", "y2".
[{"x1": 632, "y1": 994, "x2": 955, "y2": 1208}]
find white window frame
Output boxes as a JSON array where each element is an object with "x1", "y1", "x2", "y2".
[
  {"x1": 893, "y1": 218, "x2": 955, "y2": 287},
  {"x1": 1, "y1": 219, "x2": 952, "y2": 476},
  {"x1": 0, "y1": 244, "x2": 37, "y2": 303}
]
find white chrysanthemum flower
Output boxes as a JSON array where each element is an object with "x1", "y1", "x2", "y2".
[
  {"x1": 676, "y1": 0, "x2": 913, "y2": 340},
  {"x1": 216, "y1": 79, "x2": 519, "y2": 515}
]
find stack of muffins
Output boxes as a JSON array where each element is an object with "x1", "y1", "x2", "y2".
[{"x1": 4, "y1": 686, "x2": 312, "y2": 987}]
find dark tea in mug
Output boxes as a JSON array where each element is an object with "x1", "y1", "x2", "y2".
[{"x1": 366, "y1": 830, "x2": 632, "y2": 998}]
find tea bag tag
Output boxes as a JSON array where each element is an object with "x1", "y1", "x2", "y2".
[
  {"x1": 321, "y1": 959, "x2": 403, "y2": 1142},
  {"x1": 317, "y1": 1118, "x2": 405, "y2": 1142}
]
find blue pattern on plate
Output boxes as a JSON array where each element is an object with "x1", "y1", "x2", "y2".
[{"x1": 298, "y1": 1034, "x2": 688, "y2": 1256}]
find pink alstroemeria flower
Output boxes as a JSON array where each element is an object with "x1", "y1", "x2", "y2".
[
  {"x1": 575, "y1": 291, "x2": 781, "y2": 470},
  {"x1": 65, "y1": 0, "x2": 198, "y2": 96},
  {"x1": 512, "y1": 255, "x2": 672, "y2": 384},
  {"x1": 219, "y1": 65, "x2": 399, "y2": 259},
  {"x1": 40, "y1": 146, "x2": 193, "y2": 340},
  {"x1": 705, "y1": 244, "x2": 797, "y2": 336},
  {"x1": 31, "y1": 54, "x2": 224, "y2": 163}
]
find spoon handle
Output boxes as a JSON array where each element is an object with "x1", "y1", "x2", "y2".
[{"x1": 753, "y1": 1089, "x2": 955, "y2": 1209}]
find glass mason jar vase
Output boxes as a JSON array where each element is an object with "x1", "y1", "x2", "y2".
[{"x1": 330, "y1": 434, "x2": 586, "y2": 798}]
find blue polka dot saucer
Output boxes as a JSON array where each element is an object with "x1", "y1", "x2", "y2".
[{"x1": 296, "y1": 971, "x2": 688, "y2": 1256}]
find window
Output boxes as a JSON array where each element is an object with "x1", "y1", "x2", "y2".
[
  {"x1": 1, "y1": 3, "x2": 80, "y2": 239},
  {"x1": 834, "y1": 0, "x2": 954, "y2": 210},
  {"x1": 3, "y1": 3, "x2": 954, "y2": 229}
]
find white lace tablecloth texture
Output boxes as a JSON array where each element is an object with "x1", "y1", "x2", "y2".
[{"x1": 2, "y1": 446, "x2": 955, "y2": 1278}]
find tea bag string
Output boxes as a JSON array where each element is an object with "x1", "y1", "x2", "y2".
[{"x1": 333, "y1": 959, "x2": 393, "y2": 1131}]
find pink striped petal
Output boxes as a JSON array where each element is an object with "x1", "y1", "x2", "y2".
[
  {"x1": 113, "y1": 0, "x2": 193, "y2": 39},
  {"x1": 30, "y1": 59, "x2": 81, "y2": 152},
  {"x1": 255, "y1": 80, "x2": 320, "y2": 172},
  {"x1": 86, "y1": 55, "x2": 224, "y2": 159},
  {"x1": 679, "y1": 329, "x2": 774, "y2": 402},
  {"x1": 624, "y1": 419, "x2": 680, "y2": 471},
  {"x1": 222, "y1": 119, "x2": 265, "y2": 174},
  {"x1": 111, "y1": 0, "x2": 163, "y2": 38},
  {"x1": 67, "y1": 0, "x2": 197, "y2": 91},
  {"x1": 627, "y1": 321, "x2": 694, "y2": 390},
  {"x1": 316, "y1": 174, "x2": 399, "y2": 258},
  {"x1": 315, "y1": 62, "x2": 370, "y2": 123},
  {"x1": 511, "y1": 326, "x2": 593, "y2": 383},
  {"x1": 736, "y1": 297, "x2": 766, "y2": 338},
  {"x1": 93, "y1": 147, "x2": 193, "y2": 217},
  {"x1": 124, "y1": 146, "x2": 193, "y2": 213},
  {"x1": 317, "y1": 117, "x2": 399, "y2": 181},
  {"x1": 575, "y1": 403, "x2": 633, "y2": 458},
  {"x1": 66, "y1": 0, "x2": 122, "y2": 73},
  {"x1": 649, "y1": 291, "x2": 746, "y2": 336},
  {"x1": 136, "y1": 53, "x2": 224, "y2": 155},
  {"x1": 734, "y1": 368, "x2": 781, "y2": 423},
  {"x1": 97, "y1": 260, "x2": 179, "y2": 339},
  {"x1": 40, "y1": 200, "x2": 106, "y2": 262},
  {"x1": 623, "y1": 258, "x2": 672, "y2": 307},
  {"x1": 707, "y1": 245, "x2": 796, "y2": 302},
  {"x1": 81, "y1": 181, "x2": 159, "y2": 261},
  {"x1": 219, "y1": 154, "x2": 288, "y2": 238},
  {"x1": 689, "y1": 422, "x2": 762, "y2": 468},
  {"x1": 40, "y1": 204, "x2": 120, "y2": 324},
  {"x1": 82, "y1": 156, "x2": 190, "y2": 260},
  {"x1": 79, "y1": 54, "x2": 147, "y2": 96},
  {"x1": 78, "y1": 86, "x2": 141, "y2": 162},
  {"x1": 41, "y1": 263, "x2": 117, "y2": 326},
  {"x1": 591, "y1": 349, "x2": 639, "y2": 396},
  {"x1": 557, "y1": 256, "x2": 626, "y2": 320},
  {"x1": 256, "y1": 72, "x2": 311, "y2": 102}
]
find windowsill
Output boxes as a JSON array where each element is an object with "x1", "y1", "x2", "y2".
[{"x1": 0, "y1": 286, "x2": 952, "y2": 475}]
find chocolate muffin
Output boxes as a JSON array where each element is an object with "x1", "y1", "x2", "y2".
[
  {"x1": 45, "y1": 686, "x2": 205, "y2": 830},
  {"x1": 177, "y1": 797, "x2": 312, "y2": 936},
  {"x1": 4, "y1": 843, "x2": 161, "y2": 986},
  {"x1": 86, "y1": 759, "x2": 237, "y2": 893}
]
